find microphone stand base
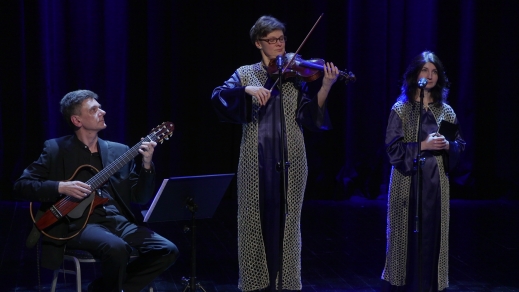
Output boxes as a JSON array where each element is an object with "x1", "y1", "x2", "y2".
[{"x1": 181, "y1": 277, "x2": 207, "y2": 292}]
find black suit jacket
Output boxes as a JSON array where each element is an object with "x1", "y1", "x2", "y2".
[{"x1": 13, "y1": 135, "x2": 155, "y2": 269}]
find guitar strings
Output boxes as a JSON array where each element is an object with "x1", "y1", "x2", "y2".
[{"x1": 53, "y1": 133, "x2": 158, "y2": 209}]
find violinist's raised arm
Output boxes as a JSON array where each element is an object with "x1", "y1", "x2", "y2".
[{"x1": 210, "y1": 15, "x2": 340, "y2": 292}]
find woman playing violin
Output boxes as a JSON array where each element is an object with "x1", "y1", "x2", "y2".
[{"x1": 211, "y1": 15, "x2": 340, "y2": 291}]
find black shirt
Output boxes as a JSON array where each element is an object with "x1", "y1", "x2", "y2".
[{"x1": 69, "y1": 136, "x2": 126, "y2": 229}]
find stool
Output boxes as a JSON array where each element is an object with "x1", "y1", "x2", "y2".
[{"x1": 50, "y1": 249, "x2": 153, "y2": 292}]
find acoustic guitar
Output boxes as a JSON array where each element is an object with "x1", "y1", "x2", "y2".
[{"x1": 33, "y1": 122, "x2": 174, "y2": 231}]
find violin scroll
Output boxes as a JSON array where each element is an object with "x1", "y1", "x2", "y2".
[{"x1": 339, "y1": 69, "x2": 356, "y2": 84}]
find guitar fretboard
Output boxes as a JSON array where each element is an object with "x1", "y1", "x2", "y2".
[{"x1": 85, "y1": 133, "x2": 157, "y2": 190}]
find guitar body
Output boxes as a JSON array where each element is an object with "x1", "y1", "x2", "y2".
[{"x1": 35, "y1": 165, "x2": 109, "y2": 231}]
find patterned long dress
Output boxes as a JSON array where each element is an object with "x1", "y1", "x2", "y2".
[
  {"x1": 382, "y1": 100, "x2": 466, "y2": 291},
  {"x1": 211, "y1": 62, "x2": 330, "y2": 291}
]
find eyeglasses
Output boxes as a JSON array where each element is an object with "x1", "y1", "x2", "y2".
[{"x1": 258, "y1": 36, "x2": 287, "y2": 44}]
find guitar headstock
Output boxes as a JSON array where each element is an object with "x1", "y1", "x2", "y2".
[{"x1": 149, "y1": 122, "x2": 175, "y2": 144}]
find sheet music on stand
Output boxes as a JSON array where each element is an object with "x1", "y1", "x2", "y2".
[
  {"x1": 142, "y1": 173, "x2": 235, "y2": 291},
  {"x1": 143, "y1": 173, "x2": 234, "y2": 223}
]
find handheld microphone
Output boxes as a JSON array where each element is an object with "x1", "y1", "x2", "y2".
[{"x1": 418, "y1": 78, "x2": 428, "y2": 89}]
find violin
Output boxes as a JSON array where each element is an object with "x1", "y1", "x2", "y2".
[{"x1": 267, "y1": 52, "x2": 356, "y2": 84}]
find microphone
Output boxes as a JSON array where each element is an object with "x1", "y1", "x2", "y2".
[
  {"x1": 418, "y1": 78, "x2": 428, "y2": 89},
  {"x1": 276, "y1": 55, "x2": 284, "y2": 71}
]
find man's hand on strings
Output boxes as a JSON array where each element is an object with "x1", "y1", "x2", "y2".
[
  {"x1": 58, "y1": 181, "x2": 92, "y2": 200},
  {"x1": 139, "y1": 141, "x2": 157, "y2": 169}
]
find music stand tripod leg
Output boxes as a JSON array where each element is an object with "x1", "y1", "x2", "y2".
[{"x1": 181, "y1": 198, "x2": 206, "y2": 292}]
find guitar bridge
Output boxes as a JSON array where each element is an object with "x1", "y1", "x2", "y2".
[{"x1": 50, "y1": 205, "x2": 63, "y2": 219}]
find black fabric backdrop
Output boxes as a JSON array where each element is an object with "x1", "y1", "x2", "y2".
[{"x1": 1, "y1": 0, "x2": 518, "y2": 201}]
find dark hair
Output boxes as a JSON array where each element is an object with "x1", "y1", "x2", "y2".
[
  {"x1": 249, "y1": 15, "x2": 285, "y2": 44},
  {"x1": 60, "y1": 89, "x2": 98, "y2": 129},
  {"x1": 398, "y1": 51, "x2": 450, "y2": 104}
]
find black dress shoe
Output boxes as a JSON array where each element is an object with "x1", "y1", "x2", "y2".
[{"x1": 87, "y1": 278, "x2": 119, "y2": 292}]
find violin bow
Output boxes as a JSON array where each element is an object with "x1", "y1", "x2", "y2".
[{"x1": 269, "y1": 13, "x2": 324, "y2": 91}]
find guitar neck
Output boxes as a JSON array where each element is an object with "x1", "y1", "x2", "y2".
[{"x1": 85, "y1": 135, "x2": 155, "y2": 190}]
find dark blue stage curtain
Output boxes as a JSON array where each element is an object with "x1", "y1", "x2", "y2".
[{"x1": 1, "y1": 1, "x2": 518, "y2": 200}]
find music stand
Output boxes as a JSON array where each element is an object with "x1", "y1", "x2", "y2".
[{"x1": 142, "y1": 173, "x2": 235, "y2": 292}]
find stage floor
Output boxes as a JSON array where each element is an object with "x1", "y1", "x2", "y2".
[{"x1": 1, "y1": 196, "x2": 518, "y2": 291}]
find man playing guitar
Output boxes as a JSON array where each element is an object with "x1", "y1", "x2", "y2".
[{"x1": 14, "y1": 89, "x2": 178, "y2": 292}]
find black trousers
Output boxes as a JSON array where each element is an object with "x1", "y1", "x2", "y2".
[{"x1": 67, "y1": 212, "x2": 179, "y2": 292}]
